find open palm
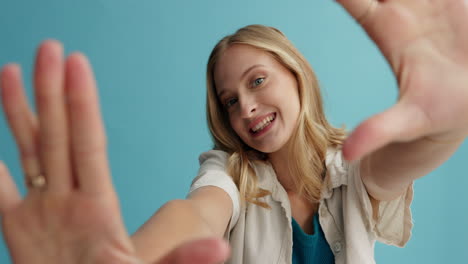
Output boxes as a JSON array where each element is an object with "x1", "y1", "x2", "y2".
[
  {"x1": 0, "y1": 41, "x2": 228, "y2": 264},
  {"x1": 338, "y1": 0, "x2": 468, "y2": 160}
]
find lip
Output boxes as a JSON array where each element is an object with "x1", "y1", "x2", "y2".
[
  {"x1": 248, "y1": 112, "x2": 276, "y2": 138},
  {"x1": 248, "y1": 112, "x2": 276, "y2": 131}
]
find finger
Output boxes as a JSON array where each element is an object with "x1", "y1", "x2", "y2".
[
  {"x1": 0, "y1": 64, "x2": 42, "y2": 186},
  {"x1": 65, "y1": 53, "x2": 112, "y2": 194},
  {"x1": 34, "y1": 40, "x2": 73, "y2": 192},
  {"x1": 336, "y1": 0, "x2": 380, "y2": 26},
  {"x1": 0, "y1": 161, "x2": 21, "y2": 215},
  {"x1": 157, "y1": 238, "x2": 230, "y2": 264},
  {"x1": 342, "y1": 101, "x2": 430, "y2": 161}
]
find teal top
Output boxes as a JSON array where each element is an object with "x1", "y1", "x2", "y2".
[{"x1": 292, "y1": 213, "x2": 335, "y2": 264}]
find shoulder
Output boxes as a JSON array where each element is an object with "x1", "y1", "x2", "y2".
[
  {"x1": 198, "y1": 149, "x2": 230, "y2": 174},
  {"x1": 199, "y1": 149, "x2": 229, "y2": 164},
  {"x1": 324, "y1": 147, "x2": 352, "y2": 190},
  {"x1": 325, "y1": 147, "x2": 347, "y2": 172},
  {"x1": 198, "y1": 149, "x2": 275, "y2": 190}
]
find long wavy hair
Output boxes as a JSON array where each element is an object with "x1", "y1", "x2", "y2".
[{"x1": 206, "y1": 25, "x2": 346, "y2": 208}]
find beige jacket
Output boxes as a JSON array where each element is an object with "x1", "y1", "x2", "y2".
[{"x1": 188, "y1": 148, "x2": 414, "y2": 264}]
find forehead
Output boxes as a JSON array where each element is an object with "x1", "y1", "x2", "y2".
[{"x1": 214, "y1": 44, "x2": 278, "y2": 90}]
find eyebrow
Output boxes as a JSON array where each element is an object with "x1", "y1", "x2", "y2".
[{"x1": 217, "y1": 64, "x2": 265, "y2": 98}]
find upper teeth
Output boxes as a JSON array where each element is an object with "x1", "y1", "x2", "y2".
[{"x1": 252, "y1": 114, "x2": 275, "y2": 132}]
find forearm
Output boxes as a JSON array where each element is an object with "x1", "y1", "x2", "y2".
[
  {"x1": 361, "y1": 136, "x2": 465, "y2": 201},
  {"x1": 131, "y1": 199, "x2": 218, "y2": 263}
]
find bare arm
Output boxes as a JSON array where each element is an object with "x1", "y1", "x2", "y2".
[
  {"x1": 131, "y1": 186, "x2": 233, "y2": 263},
  {"x1": 361, "y1": 137, "x2": 465, "y2": 201}
]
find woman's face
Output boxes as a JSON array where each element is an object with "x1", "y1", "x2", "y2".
[{"x1": 214, "y1": 44, "x2": 301, "y2": 153}]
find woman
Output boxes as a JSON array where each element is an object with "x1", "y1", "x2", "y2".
[{"x1": 1, "y1": 0, "x2": 467, "y2": 263}]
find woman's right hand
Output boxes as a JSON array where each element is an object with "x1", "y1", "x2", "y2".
[{"x1": 0, "y1": 40, "x2": 230, "y2": 264}]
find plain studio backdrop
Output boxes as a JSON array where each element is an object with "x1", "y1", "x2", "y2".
[{"x1": 0, "y1": 1, "x2": 467, "y2": 263}]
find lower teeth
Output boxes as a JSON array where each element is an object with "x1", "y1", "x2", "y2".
[{"x1": 254, "y1": 121, "x2": 272, "y2": 133}]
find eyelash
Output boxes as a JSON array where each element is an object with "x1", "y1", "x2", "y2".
[
  {"x1": 225, "y1": 97, "x2": 238, "y2": 108},
  {"x1": 224, "y1": 77, "x2": 266, "y2": 109},
  {"x1": 252, "y1": 77, "x2": 265, "y2": 87}
]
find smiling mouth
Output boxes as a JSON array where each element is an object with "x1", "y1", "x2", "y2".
[{"x1": 250, "y1": 113, "x2": 276, "y2": 134}]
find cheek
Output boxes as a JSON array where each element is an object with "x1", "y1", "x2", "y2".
[
  {"x1": 292, "y1": 91, "x2": 301, "y2": 114},
  {"x1": 277, "y1": 85, "x2": 301, "y2": 126},
  {"x1": 285, "y1": 81, "x2": 301, "y2": 112},
  {"x1": 288, "y1": 94, "x2": 301, "y2": 126},
  {"x1": 229, "y1": 114, "x2": 243, "y2": 136}
]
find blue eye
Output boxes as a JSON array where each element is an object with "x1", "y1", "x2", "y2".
[
  {"x1": 225, "y1": 98, "x2": 238, "y2": 108},
  {"x1": 253, "y1": 77, "x2": 264, "y2": 87}
]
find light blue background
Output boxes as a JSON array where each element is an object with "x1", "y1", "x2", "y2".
[{"x1": 0, "y1": 0, "x2": 467, "y2": 263}]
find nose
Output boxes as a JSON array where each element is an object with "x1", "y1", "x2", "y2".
[{"x1": 239, "y1": 96, "x2": 257, "y2": 118}]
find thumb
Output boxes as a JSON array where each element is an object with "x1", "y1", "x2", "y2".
[
  {"x1": 342, "y1": 102, "x2": 430, "y2": 161},
  {"x1": 336, "y1": 0, "x2": 380, "y2": 26}
]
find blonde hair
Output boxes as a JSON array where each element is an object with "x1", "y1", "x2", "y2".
[{"x1": 206, "y1": 25, "x2": 346, "y2": 208}]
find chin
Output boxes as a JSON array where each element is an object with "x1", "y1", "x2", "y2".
[
  {"x1": 241, "y1": 130, "x2": 291, "y2": 154},
  {"x1": 248, "y1": 141, "x2": 285, "y2": 154}
]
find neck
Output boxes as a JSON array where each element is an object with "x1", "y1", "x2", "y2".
[{"x1": 268, "y1": 144, "x2": 296, "y2": 192}]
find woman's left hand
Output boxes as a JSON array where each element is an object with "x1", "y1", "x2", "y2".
[{"x1": 337, "y1": 0, "x2": 468, "y2": 160}]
